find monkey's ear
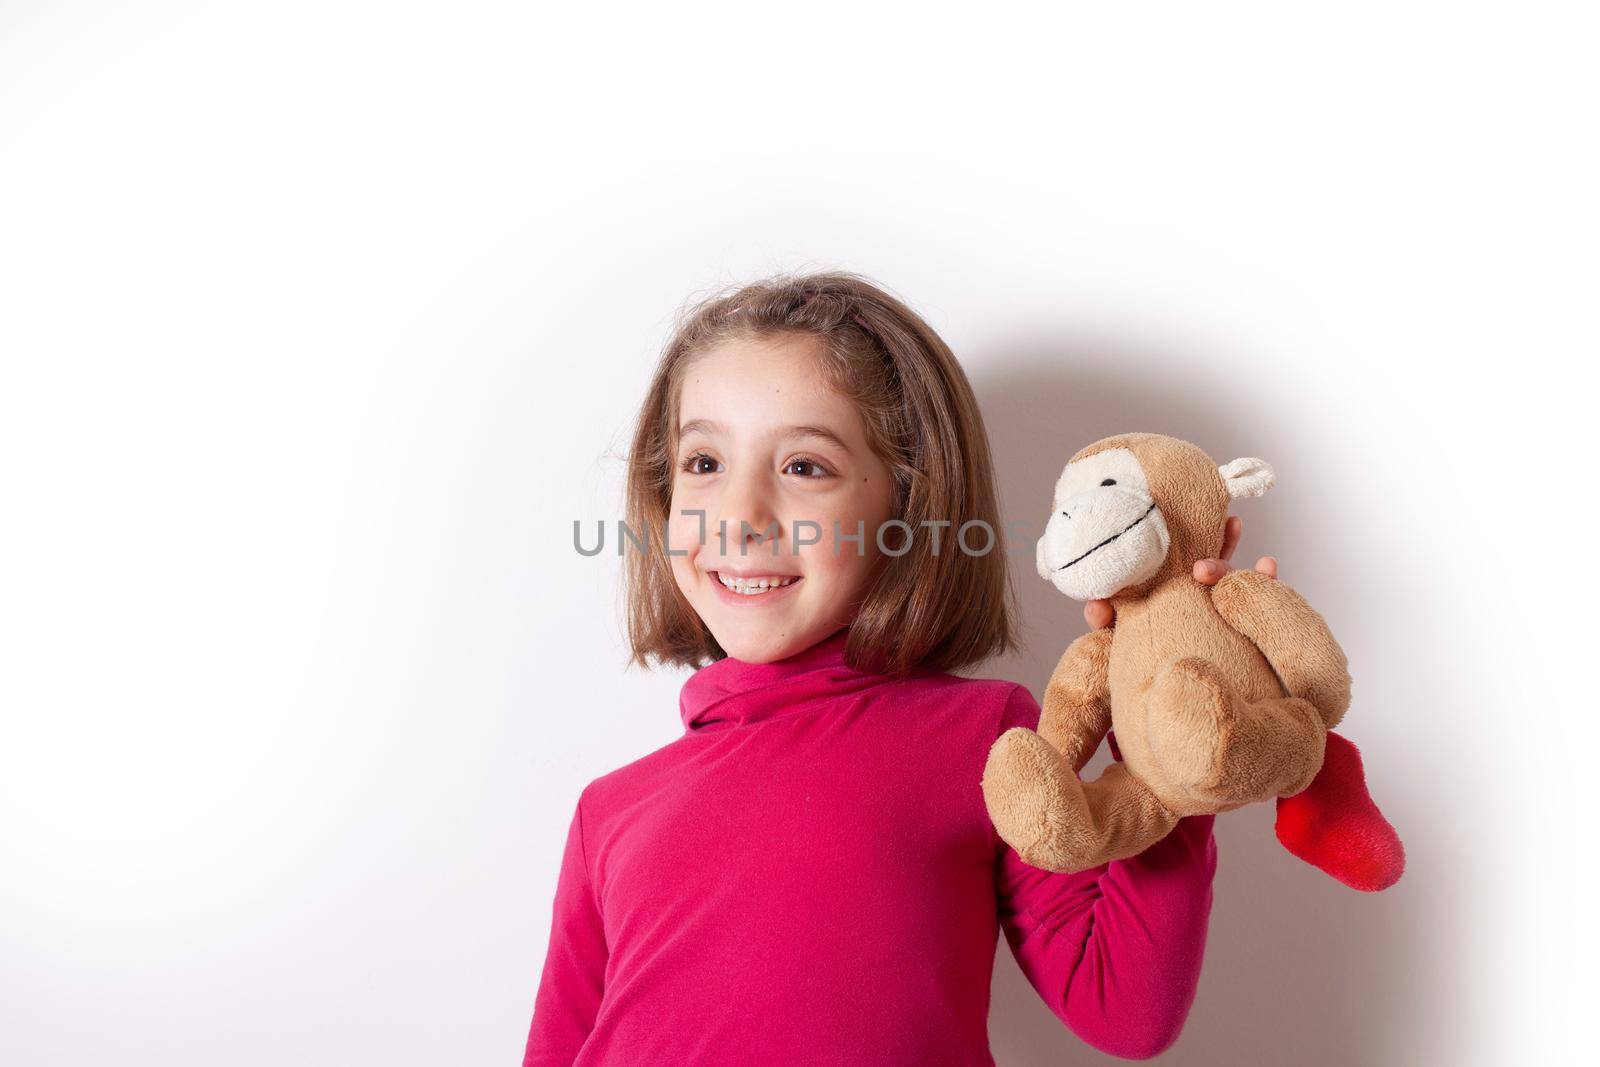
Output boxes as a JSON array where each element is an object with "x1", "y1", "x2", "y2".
[{"x1": 1219, "y1": 457, "x2": 1276, "y2": 499}]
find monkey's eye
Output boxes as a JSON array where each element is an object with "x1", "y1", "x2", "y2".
[{"x1": 1100, "y1": 478, "x2": 1117, "y2": 487}]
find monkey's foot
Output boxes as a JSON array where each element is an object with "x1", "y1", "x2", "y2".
[
  {"x1": 1143, "y1": 657, "x2": 1236, "y2": 795},
  {"x1": 982, "y1": 728, "x2": 1070, "y2": 866},
  {"x1": 984, "y1": 728, "x2": 1181, "y2": 871},
  {"x1": 1147, "y1": 658, "x2": 1326, "y2": 806}
]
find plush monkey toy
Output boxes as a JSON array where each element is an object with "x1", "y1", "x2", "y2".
[{"x1": 982, "y1": 432, "x2": 1404, "y2": 892}]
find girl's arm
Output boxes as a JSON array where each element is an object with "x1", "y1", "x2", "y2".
[
  {"x1": 523, "y1": 795, "x2": 608, "y2": 1067},
  {"x1": 992, "y1": 684, "x2": 1218, "y2": 1061}
]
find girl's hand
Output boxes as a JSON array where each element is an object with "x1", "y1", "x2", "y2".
[{"x1": 1082, "y1": 516, "x2": 1278, "y2": 629}]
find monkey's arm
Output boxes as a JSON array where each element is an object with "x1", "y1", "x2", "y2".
[
  {"x1": 1038, "y1": 628, "x2": 1114, "y2": 772},
  {"x1": 1209, "y1": 569, "x2": 1351, "y2": 727}
]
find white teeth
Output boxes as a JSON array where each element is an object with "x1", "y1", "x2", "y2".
[{"x1": 715, "y1": 572, "x2": 798, "y2": 595}]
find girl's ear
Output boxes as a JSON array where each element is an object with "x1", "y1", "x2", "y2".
[{"x1": 1218, "y1": 457, "x2": 1276, "y2": 499}]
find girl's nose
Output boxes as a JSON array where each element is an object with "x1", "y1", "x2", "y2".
[
  {"x1": 741, "y1": 519, "x2": 780, "y2": 550},
  {"x1": 723, "y1": 475, "x2": 781, "y2": 556}
]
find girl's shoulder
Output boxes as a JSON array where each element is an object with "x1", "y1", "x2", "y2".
[
  {"x1": 907, "y1": 669, "x2": 1020, "y2": 700},
  {"x1": 921, "y1": 675, "x2": 1043, "y2": 735},
  {"x1": 892, "y1": 670, "x2": 1039, "y2": 735}
]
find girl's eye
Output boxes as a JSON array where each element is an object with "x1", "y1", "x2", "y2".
[
  {"x1": 784, "y1": 456, "x2": 831, "y2": 478},
  {"x1": 679, "y1": 453, "x2": 830, "y2": 477},
  {"x1": 681, "y1": 452, "x2": 722, "y2": 475}
]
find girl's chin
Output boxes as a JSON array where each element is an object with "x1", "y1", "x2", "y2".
[{"x1": 715, "y1": 630, "x2": 819, "y2": 665}]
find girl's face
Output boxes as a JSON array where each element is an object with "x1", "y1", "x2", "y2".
[{"x1": 667, "y1": 333, "x2": 896, "y2": 664}]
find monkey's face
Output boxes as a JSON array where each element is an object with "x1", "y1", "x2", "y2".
[{"x1": 1035, "y1": 447, "x2": 1171, "y2": 600}]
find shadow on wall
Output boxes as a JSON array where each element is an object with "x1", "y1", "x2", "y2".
[{"x1": 969, "y1": 330, "x2": 1422, "y2": 1066}]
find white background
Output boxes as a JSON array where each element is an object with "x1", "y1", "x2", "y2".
[{"x1": 2, "y1": 2, "x2": 1593, "y2": 1064}]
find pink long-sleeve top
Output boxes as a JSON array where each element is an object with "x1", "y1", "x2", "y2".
[{"x1": 523, "y1": 627, "x2": 1218, "y2": 1065}]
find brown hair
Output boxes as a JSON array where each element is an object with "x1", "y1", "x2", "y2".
[{"x1": 623, "y1": 269, "x2": 1017, "y2": 676}]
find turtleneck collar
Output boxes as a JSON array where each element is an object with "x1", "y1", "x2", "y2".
[{"x1": 679, "y1": 626, "x2": 893, "y2": 733}]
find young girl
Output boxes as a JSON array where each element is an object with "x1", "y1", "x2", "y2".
[{"x1": 523, "y1": 271, "x2": 1275, "y2": 1065}]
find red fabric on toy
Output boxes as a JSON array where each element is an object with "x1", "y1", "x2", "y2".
[{"x1": 1274, "y1": 730, "x2": 1405, "y2": 892}]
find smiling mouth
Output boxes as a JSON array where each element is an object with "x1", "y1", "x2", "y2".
[
  {"x1": 1054, "y1": 503, "x2": 1157, "y2": 572},
  {"x1": 711, "y1": 571, "x2": 802, "y2": 596}
]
